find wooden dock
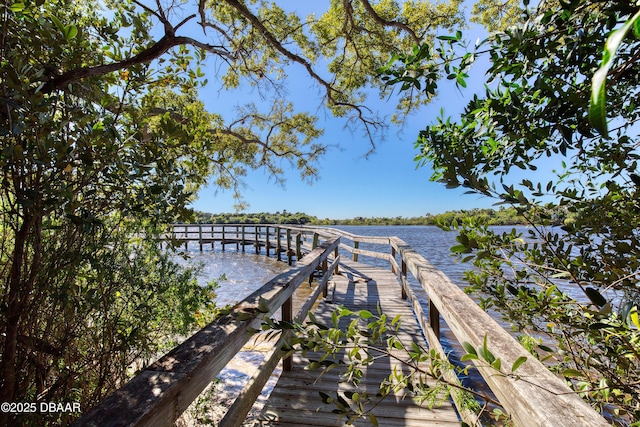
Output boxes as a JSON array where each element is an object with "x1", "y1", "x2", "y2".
[
  {"x1": 75, "y1": 224, "x2": 610, "y2": 427},
  {"x1": 258, "y1": 259, "x2": 460, "y2": 426}
]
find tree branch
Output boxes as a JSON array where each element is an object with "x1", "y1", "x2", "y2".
[
  {"x1": 223, "y1": 0, "x2": 381, "y2": 143},
  {"x1": 44, "y1": 35, "x2": 230, "y2": 93},
  {"x1": 359, "y1": 0, "x2": 421, "y2": 45}
]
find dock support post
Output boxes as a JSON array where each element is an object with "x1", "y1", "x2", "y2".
[
  {"x1": 295, "y1": 234, "x2": 302, "y2": 260},
  {"x1": 353, "y1": 241, "x2": 359, "y2": 262},
  {"x1": 255, "y1": 226, "x2": 260, "y2": 254},
  {"x1": 199, "y1": 224, "x2": 203, "y2": 252},
  {"x1": 221, "y1": 226, "x2": 226, "y2": 252},
  {"x1": 241, "y1": 226, "x2": 246, "y2": 252},
  {"x1": 266, "y1": 226, "x2": 270, "y2": 256},
  {"x1": 312, "y1": 233, "x2": 319, "y2": 249}
]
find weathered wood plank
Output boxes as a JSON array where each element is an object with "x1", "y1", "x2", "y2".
[{"x1": 258, "y1": 260, "x2": 460, "y2": 426}]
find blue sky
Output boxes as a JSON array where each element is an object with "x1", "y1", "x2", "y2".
[{"x1": 190, "y1": 3, "x2": 502, "y2": 219}]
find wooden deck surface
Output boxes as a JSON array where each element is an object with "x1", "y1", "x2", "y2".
[{"x1": 256, "y1": 260, "x2": 460, "y2": 426}]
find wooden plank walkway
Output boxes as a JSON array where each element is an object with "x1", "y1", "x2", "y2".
[{"x1": 257, "y1": 260, "x2": 460, "y2": 426}]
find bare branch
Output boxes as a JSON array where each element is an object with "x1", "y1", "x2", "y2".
[{"x1": 175, "y1": 14, "x2": 197, "y2": 32}]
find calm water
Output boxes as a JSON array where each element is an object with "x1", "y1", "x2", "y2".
[
  {"x1": 179, "y1": 225, "x2": 529, "y2": 338},
  {"x1": 178, "y1": 251, "x2": 289, "y2": 307}
]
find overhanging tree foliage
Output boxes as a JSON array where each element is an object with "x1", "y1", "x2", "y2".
[
  {"x1": 381, "y1": 0, "x2": 640, "y2": 420},
  {"x1": 1, "y1": 0, "x2": 465, "y2": 423}
]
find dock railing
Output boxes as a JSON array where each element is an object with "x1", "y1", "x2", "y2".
[
  {"x1": 75, "y1": 229, "x2": 339, "y2": 427},
  {"x1": 313, "y1": 226, "x2": 608, "y2": 427},
  {"x1": 76, "y1": 224, "x2": 608, "y2": 427}
]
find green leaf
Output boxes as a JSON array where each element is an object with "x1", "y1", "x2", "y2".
[
  {"x1": 257, "y1": 297, "x2": 270, "y2": 313},
  {"x1": 491, "y1": 358, "x2": 501, "y2": 370},
  {"x1": 450, "y1": 244, "x2": 470, "y2": 253},
  {"x1": 589, "y1": 9, "x2": 640, "y2": 137},
  {"x1": 511, "y1": 356, "x2": 527, "y2": 372},
  {"x1": 391, "y1": 314, "x2": 402, "y2": 326},
  {"x1": 631, "y1": 308, "x2": 640, "y2": 329},
  {"x1": 10, "y1": 2, "x2": 25, "y2": 12},
  {"x1": 585, "y1": 287, "x2": 607, "y2": 307},
  {"x1": 236, "y1": 312, "x2": 253, "y2": 321},
  {"x1": 369, "y1": 414, "x2": 379, "y2": 427},
  {"x1": 462, "y1": 341, "x2": 477, "y2": 356},
  {"x1": 50, "y1": 14, "x2": 65, "y2": 33},
  {"x1": 64, "y1": 24, "x2": 78, "y2": 40},
  {"x1": 562, "y1": 369, "x2": 584, "y2": 378},
  {"x1": 358, "y1": 309, "x2": 373, "y2": 319}
]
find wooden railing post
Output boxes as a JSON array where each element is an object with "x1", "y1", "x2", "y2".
[
  {"x1": 312, "y1": 232, "x2": 319, "y2": 249},
  {"x1": 353, "y1": 240, "x2": 359, "y2": 262},
  {"x1": 198, "y1": 224, "x2": 203, "y2": 252},
  {"x1": 282, "y1": 296, "x2": 293, "y2": 371},
  {"x1": 221, "y1": 225, "x2": 226, "y2": 252},
  {"x1": 276, "y1": 227, "x2": 282, "y2": 261},
  {"x1": 390, "y1": 247, "x2": 396, "y2": 273},
  {"x1": 286, "y1": 229, "x2": 292, "y2": 265},
  {"x1": 255, "y1": 225, "x2": 260, "y2": 254},
  {"x1": 241, "y1": 226, "x2": 246, "y2": 252},
  {"x1": 321, "y1": 256, "x2": 329, "y2": 297},
  {"x1": 429, "y1": 299, "x2": 440, "y2": 341},
  {"x1": 264, "y1": 225, "x2": 271, "y2": 256},
  {"x1": 401, "y1": 259, "x2": 407, "y2": 300},
  {"x1": 295, "y1": 233, "x2": 302, "y2": 260},
  {"x1": 183, "y1": 225, "x2": 188, "y2": 251}
]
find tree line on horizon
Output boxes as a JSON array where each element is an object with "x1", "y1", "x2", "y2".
[{"x1": 192, "y1": 205, "x2": 569, "y2": 226}]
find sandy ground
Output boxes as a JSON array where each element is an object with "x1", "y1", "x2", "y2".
[{"x1": 177, "y1": 337, "x2": 282, "y2": 426}]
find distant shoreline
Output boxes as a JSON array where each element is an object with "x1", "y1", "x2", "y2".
[{"x1": 193, "y1": 207, "x2": 566, "y2": 227}]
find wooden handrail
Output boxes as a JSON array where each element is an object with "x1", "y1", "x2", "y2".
[
  {"x1": 388, "y1": 237, "x2": 608, "y2": 427},
  {"x1": 74, "y1": 236, "x2": 340, "y2": 427}
]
